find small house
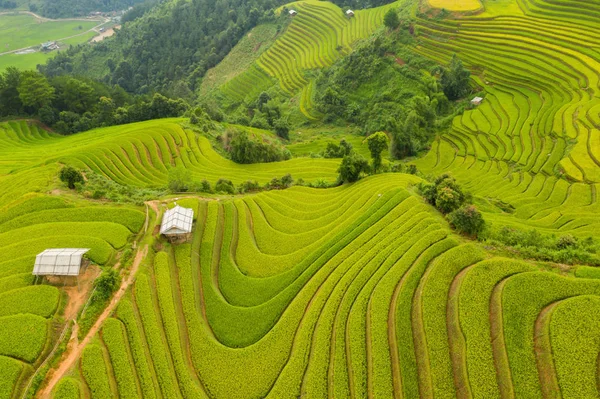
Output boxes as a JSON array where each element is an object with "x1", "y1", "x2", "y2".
[
  {"x1": 33, "y1": 248, "x2": 90, "y2": 277},
  {"x1": 160, "y1": 205, "x2": 194, "y2": 242},
  {"x1": 346, "y1": 9, "x2": 355, "y2": 17},
  {"x1": 289, "y1": 9, "x2": 298, "y2": 16},
  {"x1": 471, "y1": 96, "x2": 483, "y2": 106},
  {"x1": 41, "y1": 41, "x2": 59, "y2": 51}
]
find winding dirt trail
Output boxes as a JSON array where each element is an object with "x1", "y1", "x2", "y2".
[{"x1": 37, "y1": 245, "x2": 148, "y2": 398}]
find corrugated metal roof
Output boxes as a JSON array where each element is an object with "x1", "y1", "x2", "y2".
[
  {"x1": 160, "y1": 205, "x2": 194, "y2": 235},
  {"x1": 33, "y1": 248, "x2": 90, "y2": 276}
]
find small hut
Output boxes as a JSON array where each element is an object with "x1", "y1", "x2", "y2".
[
  {"x1": 471, "y1": 96, "x2": 483, "y2": 106},
  {"x1": 160, "y1": 205, "x2": 194, "y2": 242},
  {"x1": 346, "y1": 9, "x2": 355, "y2": 17},
  {"x1": 289, "y1": 9, "x2": 298, "y2": 16},
  {"x1": 33, "y1": 248, "x2": 90, "y2": 287}
]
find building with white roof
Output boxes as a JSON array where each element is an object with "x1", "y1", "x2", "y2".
[
  {"x1": 33, "y1": 248, "x2": 90, "y2": 276},
  {"x1": 160, "y1": 205, "x2": 194, "y2": 241}
]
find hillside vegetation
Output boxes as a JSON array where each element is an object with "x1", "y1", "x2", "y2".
[
  {"x1": 218, "y1": 0, "x2": 400, "y2": 118},
  {"x1": 1, "y1": 0, "x2": 600, "y2": 397}
]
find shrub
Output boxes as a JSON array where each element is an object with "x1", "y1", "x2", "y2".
[
  {"x1": 322, "y1": 139, "x2": 353, "y2": 158},
  {"x1": 215, "y1": 178, "x2": 235, "y2": 194},
  {"x1": 367, "y1": 132, "x2": 389, "y2": 173},
  {"x1": 273, "y1": 118, "x2": 290, "y2": 140},
  {"x1": 94, "y1": 268, "x2": 121, "y2": 300},
  {"x1": 384, "y1": 9, "x2": 399, "y2": 30},
  {"x1": 418, "y1": 174, "x2": 468, "y2": 214},
  {"x1": 338, "y1": 153, "x2": 369, "y2": 183},
  {"x1": 167, "y1": 165, "x2": 191, "y2": 192},
  {"x1": 59, "y1": 166, "x2": 84, "y2": 189},
  {"x1": 448, "y1": 205, "x2": 486, "y2": 237}
]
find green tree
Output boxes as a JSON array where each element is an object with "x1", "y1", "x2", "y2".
[
  {"x1": 448, "y1": 205, "x2": 485, "y2": 237},
  {"x1": 383, "y1": 9, "x2": 399, "y2": 30},
  {"x1": 274, "y1": 118, "x2": 290, "y2": 140},
  {"x1": 367, "y1": 132, "x2": 389, "y2": 172},
  {"x1": 59, "y1": 166, "x2": 84, "y2": 189},
  {"x1": 17, "y1": 71, "x2": 55, "y2": 111},
  {"x1": 94, "y1": 269, "x2": 121, "y2": 300},
  {"x1": 0, "y1": 67, "x2": 22, "y2": 116},
  {"x1": 440, "y1": 54, "x2": 471, "y2": 100},
  {"x1": 338, "y1": 152, "x2": 369, "y2": 183},
  {"x1": 215, "y1": 178, "x2": 235, "y2": 194},
  {"x1": 167, "y1": 165, "x2": 191, "y2": 192}
]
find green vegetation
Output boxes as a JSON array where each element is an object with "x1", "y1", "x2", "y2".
[
  {"x1": 1, "y1": 0, "x2": 600, "y2": 397},
  {"x1": 0, "y1": 14, "x2": 97, "y2": 53},
  {"x1": 52, "y1": 377, "x2": 80, "y2": 399}
]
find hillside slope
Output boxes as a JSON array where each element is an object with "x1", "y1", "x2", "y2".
[
  {"x1": 411, "y1": 0, "x2": 600, "y2": 238},
  {"x1": 212, "y1": 0, "x2": 401, "y2": 118}
]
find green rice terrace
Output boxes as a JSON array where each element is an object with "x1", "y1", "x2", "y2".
[{"x1": 0, "y1": 0, "x2": 600, "y2": 397}]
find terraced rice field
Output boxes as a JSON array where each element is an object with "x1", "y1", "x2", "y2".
[
  {"x1": 413, "y1": 0, "x2": 600, "y2": 237},
  {"x1": 224, "y1": 0, "x2": 400, "y2": 117},
  {"x1": 44, "y1": 173, "x2": 600, "y2": 398},
  {"x1": 426, "y1": 0, "x2": 482, "y2": 12},
  {"x1": 0, "y1": 119, "x2": 339, "y2": 193},
  {"x1": 0, "y1": 123, "x2": 145, "y2": 397}
]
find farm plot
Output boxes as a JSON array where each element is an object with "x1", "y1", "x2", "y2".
[
  {"x1": 0, "y1": 124, "x2": 146, "y2": 397},
  {"x1": 413, "y1": 0, "x2": 600, "y2": 240},
  {"x1": 53, "y1": 173, "x2": 600, "y2": 398},
  {"x1": 0, "y1": 119, "x2": 340, "y2": 190},
  {"x1": 225, "y1": 0, "x2": 400, "y2": 117}
]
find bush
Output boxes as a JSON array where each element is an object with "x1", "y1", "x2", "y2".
[
  {"x1": 419, "y1": 174, "x2": 468, "y2": 214},
  {"x1": 337, "y1": 153, "x2": 369, "y2": 183},
  {"x1": 384, "y1": 9, "x2": 399, "y2": 30},
  {"x1": 274, "y1": 118, "x2": 290, "y2": 140},
  {"x1": 94, "y1": 268, "x2": 121, "y2": 300},
  {"x1": 59, "y1": 166, "x2": 84, "y2": 189},
  {"x1": 215, "y1": 179, "x2": 235, "y2": 194},
  {"x1": 227, "y1": 129, "x2": 290, "y2": 164},
  {"x1": 167, "y1": 165, "x2": 191, "y2": 192},
  {"x1": 448, "y1": 205, "x2": 485, "y2": 237},
  {"x1": 322, "y1": 139, "x2": 353, "y2": 158},
  {"x1": 367, "y1": 132, "x2": 389, "y2": 173}
]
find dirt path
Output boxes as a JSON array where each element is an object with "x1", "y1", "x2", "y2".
[
  {"x1": 90, "y1": 25, "x2": 120, "y2": 42},
  {"x1": 62, "y1": 266, "x2": 101, "y2": 320},
  {"x1": 38, "y1": 245, "x2": 148, "y2": 398}
]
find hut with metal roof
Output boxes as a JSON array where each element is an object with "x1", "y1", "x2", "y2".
[
  {"x1": 33, "y1": 248, "x2": 90, "y2": 277},
  {"x1": 160, "y1": 205, "x2": 194, "y2": 242}
]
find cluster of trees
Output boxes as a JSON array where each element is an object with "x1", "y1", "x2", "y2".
[
  {"x1": 322, "y1": 139, "x2": 353, "y2": 158},
  {"x1": 42, "y1": 0, "x2": 287, "y2": 95},
  {"x1": 0, "y1": 68, "x2": 188, "y2": 134},
  {"x1": 0, "y1": 0, "x2": 17, "y2": 9},
  {"x1": 225, "y1": 129, "x2": 291, "y2": 164},
  {"x1": 337, "y1": 132, "x2": 390, "y2": 183},
  {"x1": 419, "y1": 174, "x2": 485, "y2": 236},
  {"x1": 227, "y1": 91, "x2": 292, "y2": 140},
  {"x1": 39, "y1": 0, "x2": 148, "y2": 19},
  {"x1": 166, "y1": 164, "x2": 294, "y2": 195},
  {"x1": 314, "y1": 19, "x2": 471, "y2": 160}
]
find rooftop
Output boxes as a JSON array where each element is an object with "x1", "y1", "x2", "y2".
[
  {"x1": 33, "y1": 248, "x2": 90, "y2": 276},
  {"x1": 160, "y1": 205, "x2": 194, "y2": 235}
]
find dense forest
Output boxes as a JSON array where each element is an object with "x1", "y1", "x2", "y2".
[
  {"x1": 42, "y1": 0, "x2": 287, "y2": 96},
  {"x1": 38, "y1": 0, "x2": 147, "y2": 18},
  {"x1": 0, "y1": 67, "x2": 188, "y2": 134}
]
